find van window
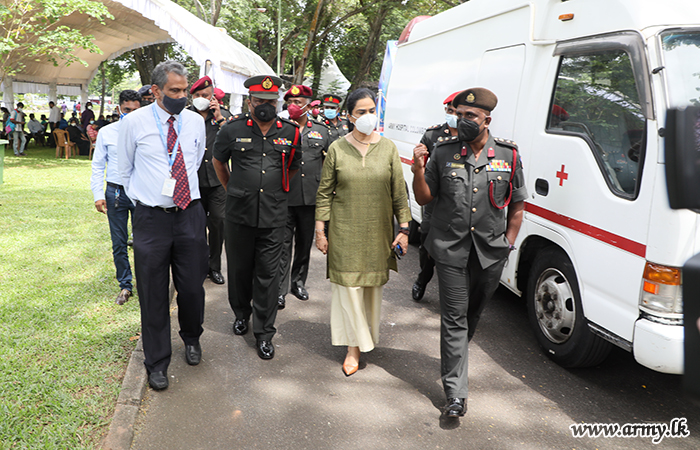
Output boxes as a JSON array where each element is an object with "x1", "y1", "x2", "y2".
[{"x1": 547, "y1": 51, "x2": 645, "y2": 198}]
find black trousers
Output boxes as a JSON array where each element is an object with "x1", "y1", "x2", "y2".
[
  {"x1": 415, "y1": 231, "x2": 436, "y2": 287},
  {"x1": 225, "y1": 221, "x2": 284, "y2": 341},
  {"x1": 279, "y1": 205, "x2": 315, "y2": 296},
  {"x1": 133, "y1": 202, "x2": 208, "y2": 373},
  {"x1": 200, "y1": 185, "x2": 226, "y2": 272},
  {"x1": 435, "y1": 250, "x2": 506, "y2": 399}
]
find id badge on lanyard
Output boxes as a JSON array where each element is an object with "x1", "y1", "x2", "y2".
[{"x1": 153, "y1": 106, "x2": 182, "y2": 197}]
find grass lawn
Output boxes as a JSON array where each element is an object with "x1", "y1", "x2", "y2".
[{"x1": 0, "y1": 142, "x2": 141, "y2": 448}]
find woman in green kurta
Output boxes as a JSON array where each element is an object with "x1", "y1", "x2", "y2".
[{"x1": 315, "y1": 89, "x2": 412, "y2": 377}]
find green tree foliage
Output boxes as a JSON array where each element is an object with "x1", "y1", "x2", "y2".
[{"x1": 0, "y1": 0, "x2": 112, "y2": 86}]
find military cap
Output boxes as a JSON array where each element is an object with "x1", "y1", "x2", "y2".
[
  {"x1": 190, "y1": 76, "x2": 213, "y2": 94},
  {"x1": 244, "y1": 75, "x2": 283, "y2": 99},
  {"x1": 443, "y1": 91, "x2": 461, "y2": 105},
  {"x1": 452, "y1": 88, "x2": 498, "y2": 112},
  {"x1": 284, "y1": 84, "x2": 313, "y2": 101},
  {"x1": 137, "y1": 85, "x2": 152, "y2": 96},
  {"x1": 214, "y1": 87, "x2": 225, "y2": 105},
  {"x1": 323, "y1": 94, "x2": 342, "y2": 107}
]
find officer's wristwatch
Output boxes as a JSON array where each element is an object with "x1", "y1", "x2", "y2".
[
  {"x1": 508, "y1": 244, "x2": 517, "y2": 252},
  {"x1": 398, "y1": 226, "x2": 410, "y2": 236}
]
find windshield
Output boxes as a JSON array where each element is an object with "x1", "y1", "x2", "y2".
[{"x1": 660, "y1": 30, "x2": 700, "y2": 108}]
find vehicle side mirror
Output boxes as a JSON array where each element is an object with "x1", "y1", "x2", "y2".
[{"x1": 664, "y1": 106, "x2": 700, "y2": 400}]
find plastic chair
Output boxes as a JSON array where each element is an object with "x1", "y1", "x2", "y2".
[{"x1": 53, "y1": 129, "x2": 75, "y2": 159}]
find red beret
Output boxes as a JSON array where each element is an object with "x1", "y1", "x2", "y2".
[
  {"x1": 284, "y1": 85, "x2": 313, "y2": 101},
  {"x1": 214, "y1": 88, "x2": 225, "y2": 104},
  {"x1": 310, "y1": 100, "x2": 321, "y2": 107},
  {"x1": 190, "y1": 76, "x2": 213, "y2": 94},
  {"x1": 443, "y1": 91, "x2": 461, "y2": 105},
  {"x1": 551, "y1": 105, "x2": 569, "y2": 121}
]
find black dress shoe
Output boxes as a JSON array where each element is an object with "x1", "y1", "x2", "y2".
[
  {"x1": 257, "y1": 340, "x2": 275, "y2": 360},
  {"x1": 208, "y1": 269, "x2": 225, "y2": 285},
  {"x1": 233, "y1": 318, "x2": 249, "y2": 335},
  {"x1": 185, "y1": 343, "x2": 201, "y2": 365},
  {"x1": 277, "y1": 295, "x2": 286, "y2": 310},
  {"x1": 444, "y1": 398, "x2": 466, "y2": 417},
  {"x1": 291, "y1": 285, "x2": 309, "y2": 300},
  {"x1": 412, "y1": 281, "x2": 426, "y2": 302},
  {"x1": 148, "y1": 371, "x2": 168, "y2": 390}
]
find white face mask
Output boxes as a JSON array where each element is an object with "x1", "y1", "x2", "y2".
[
  {"x1": 352, "y1": 113, "x2": 377, "y2": 135},
  {"x1": 445, "y1": 113, "x2": 458, "y2": 129},
  {"x1": 192, "y1": 97, "x2": 211, "y2": 111}
]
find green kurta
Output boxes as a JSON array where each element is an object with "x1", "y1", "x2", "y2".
[{"x1": 315, "y1": 136, "x2": 412, "y2": 287}]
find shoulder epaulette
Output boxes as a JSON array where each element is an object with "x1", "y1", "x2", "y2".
[
  {"x1": 278, "y1": 116, "x2": 300, "y2": 128},
  {"x1": 425, "y1": 123, "x2": 442, "y2": 131},
  {"x1": 229, "y1": 113, "x2": 248, "y2": 122},
  {"x1": 434, "y1": 135, "x2": 459, "y2": 147},
  {"x1": 494, "y1": 136, "x2": 518, "y2": 149}
]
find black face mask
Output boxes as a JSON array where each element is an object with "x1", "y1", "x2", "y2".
[
  {"x1": 457, "y1": 118, "x2": 484, "y2": 142},
  {"x1": 253, "y1": 102, "x2": 277, "y2": 122},
  {"x1": 162, "y1": 94, "x2": 187, "y2": 115},
  {"x1": 140, "y1": 99, "x2": 153, "y2": 107}
]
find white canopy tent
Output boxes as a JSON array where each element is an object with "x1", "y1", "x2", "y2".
[
  {"x1": 303, "y1": 54, "x2": 351, "y2": 98},
  {"x1": 1, "y1": 0, "x2": 275, "y2": 112}
]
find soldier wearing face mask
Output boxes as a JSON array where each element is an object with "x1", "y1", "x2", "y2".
[
  {"x1": 188, "y1": 76, "x2": 231, "y2": 285},
  {"x1": 277, "y1": 85, "x2": 330, "y2": 309},
  {"x1": 317, "y1": 94, "x2": 349, "y2": 143},
  {"x1": 213, "y1": 75, "x2": 301, "y2": 361},
  {"x1": 412, "y1": 88, "x2": 527, "y2": 419},
  {"x1": 411, "y1": 91, "x2": 461, "y2": 302}
]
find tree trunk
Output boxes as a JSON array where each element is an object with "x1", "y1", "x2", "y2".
[
  {"x1": 210, "y1": 0, "x2": 222, "y2": 26},
  {"x1": 310, "y1": 41, "x2": 328, "y2": 95},
  {"x1": 133, "y1": 44, "x2": 170, "y2": 86},
  {"x1": 294, "y1": 0, "x2": 325, "y2": 85},
  {"x1": 348, "y1": 5, "x2": 390, "y2": 92},
  {"x1": 99, "y1": 63, "x2": 106, "y2": 117}
]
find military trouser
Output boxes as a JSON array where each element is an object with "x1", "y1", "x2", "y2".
[
  {"x1": 435, "y1": 251, "x2": 506, "y2": 399},
  {"x1": 225, "y1": 221, "x2": 284, "y2": 341},
  {"x1": 279, "y1": 205, "x2": 315, "y2": 296},
  {"x1": 415, "y1": 231, "x2": 436, "y2": 288}
]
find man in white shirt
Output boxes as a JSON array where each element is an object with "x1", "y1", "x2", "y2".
[
  {"x1": 118, "y1": 61, "x2": 208, "y2": 391},
  {"x1": 48, "y1": 100, "x2": 61, "y2": 146},
  {"x1": 10, "y1": 102, "x2": 26, "y2": 156},
  {"x1": 27, "y1": 113, "x2": 45, "y2": 146},
  {"x1": 90, "y1": 90, "x2": 141, "y2": 306}
]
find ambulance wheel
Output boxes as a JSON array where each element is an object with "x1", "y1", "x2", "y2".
[
  {"x1": 526, "y1": 247, "x2": 612, "y2": 368},
  {"x1": 408, "y1": 220, "x2": 421, "y2": 245}
]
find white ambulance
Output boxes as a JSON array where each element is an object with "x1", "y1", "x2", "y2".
[{"x1": 382, "y1": 0, "x2": 700, "y2": 374}]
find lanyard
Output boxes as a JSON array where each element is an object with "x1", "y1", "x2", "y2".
[{"x1": 152, "y1": 105, "x2": 182, "y2": 172}]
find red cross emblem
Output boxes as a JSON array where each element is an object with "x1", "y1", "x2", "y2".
[{"x1": 556, "y1": 164, "x2": 568, "y2": 186}]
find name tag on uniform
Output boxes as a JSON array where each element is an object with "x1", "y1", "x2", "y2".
[
  {"x1": 485, "y1": 160, "x2": 511, "y2": 172},
  {"x1": 236, "y1": 138, "x2": 252, "y2": 143},
  {"x1": 162, "y1": 178, "x2": 176, "y2": 197},
  {"x1": 307, "y1": 131, "x2": 323, "y2": 139},
  {"x1": 445, "y1": 162, "x2": 465, "y2": 169}
]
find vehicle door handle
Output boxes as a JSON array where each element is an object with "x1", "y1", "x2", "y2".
[{"x1": 535, "y1": 178, "x2": 549, "y2": 196}]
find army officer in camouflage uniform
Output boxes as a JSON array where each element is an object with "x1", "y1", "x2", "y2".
[
  {"x1": 213, "y1": 75, "x2": 301, "y2": 360},
  {"x1": 412, "y1": 88, "x2": 527, "y2": 418}
]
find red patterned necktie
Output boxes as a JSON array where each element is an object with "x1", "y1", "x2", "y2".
[{"x1": 167, "y1": 116, "x2": 191, "y2": 209}]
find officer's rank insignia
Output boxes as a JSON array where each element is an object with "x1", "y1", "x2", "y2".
[
  {"x1": 236, "y1": 138, "x2": 252, "y2": 143},
  {"x1": 486, "y1": 160, "x2": 511, "y2": 172},
  {"x1": 466, "y1": 93, "x2": 475, "y2": 103},
  {"x1": 262, "y1": 76, "x2": 274, "y2": 90},
  {"x1": 308, "y1": 131, "x2": 323, "y2": 139},
  {"x1": 438, "y1": 137, "x2": 444, "y2": 142},
  {"x1": 273, "y1": 138, "x2": 292, "y2": 146},
  {"x1": 453, "y1": 153, "x2": 461, "y2": 160},
  {"x1": 446, "y1": 162, "x2": 465, "y2": 169},
  {"x1": 487, "y1": 147, "x2": 495, "y2": 158}
]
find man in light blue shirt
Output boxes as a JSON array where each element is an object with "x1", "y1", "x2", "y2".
[
  {"x1": 90, "y1": 89, "x2": 142, "y2": 306},
  {"x1": 117, "y1": 61, "x2": 208, "y2": 391}
]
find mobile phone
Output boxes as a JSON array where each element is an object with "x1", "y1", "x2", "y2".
[{"x1": 393, "y1": 243, "x2": 403, "y2": 260}]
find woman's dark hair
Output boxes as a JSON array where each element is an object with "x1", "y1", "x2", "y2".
[{"x1": 346, "y1": 88, "x2": 375, "y2": 132}]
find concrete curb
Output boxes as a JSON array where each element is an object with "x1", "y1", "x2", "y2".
[{"x1": 101, "y1": 281, "x2": 176, "y2": 450}]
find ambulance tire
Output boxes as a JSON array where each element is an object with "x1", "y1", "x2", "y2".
[{"x1": 526, "y1": 247, "x2": 612, "y2": 368}]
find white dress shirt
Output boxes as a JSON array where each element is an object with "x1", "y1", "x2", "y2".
[
  {"x1": 90, "y1": 121, "x2": 124, "y2": 202},
  {"x1": 28, "y1": 119, "x2": 43, "y2": 134},
  {"x1": 49, "y1": 105, "x2": 60, "y2": 123},
  {"x1": 118, "y1": 102, "x2": 206, "y2": 208}
]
